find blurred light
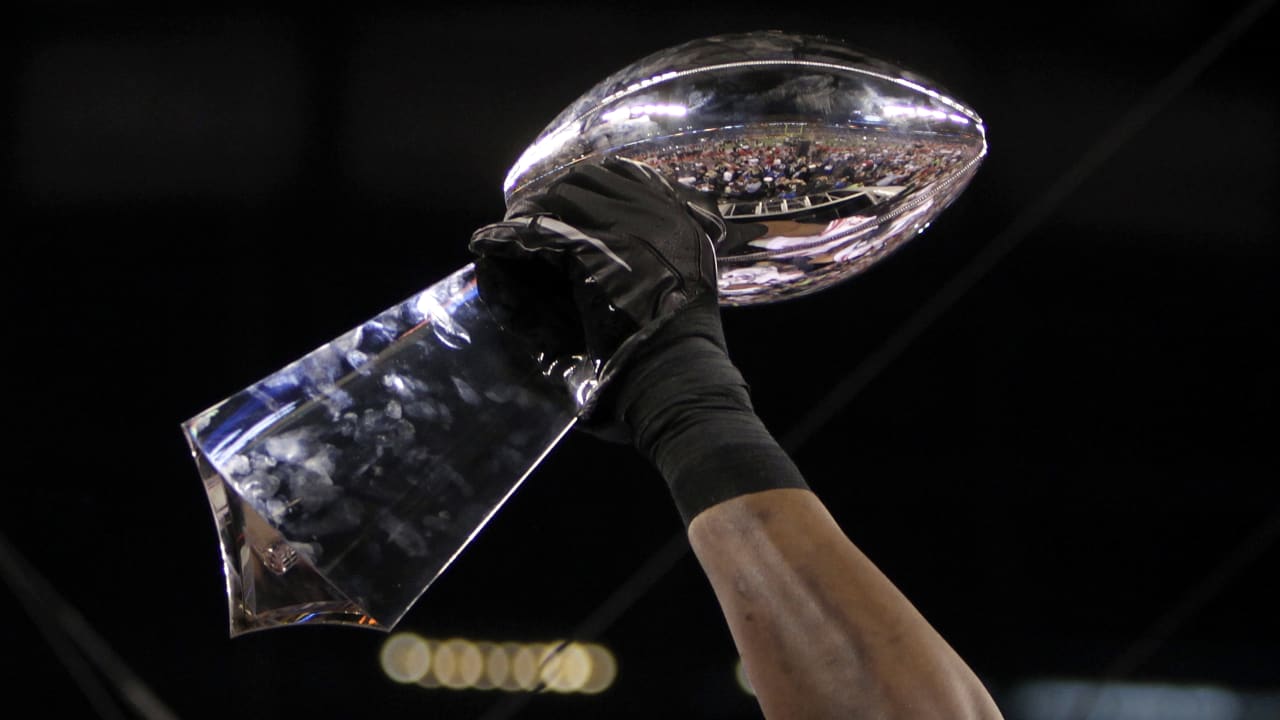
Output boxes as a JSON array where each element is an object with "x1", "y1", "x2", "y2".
[
  {"x1": 882, "y1": 104, "x2": 950, "y2": 121},
  {"x1": 558, "y1": 643, "x2": 593, "y2": 693},
  {"x1": 472, "y1": 642, "x2": 497, "y2": 690},
  {"x1": 580, "y1": 644, "x2": 617, "y2": 695},
  {"x1": 734, "y1": 658, "x2": 755, "y2": 696},
  {"x1": 511, "y1": 644, "x2": 541, "y2": 691},
  {"x1": 539, "y1": 642, "x2": 592, "y2": 693},
  {"x1": 380, "y1": 633, "x2": 430, "y2": 684},
  {"x1": 537, "y1": 642, "x2": 570, "y2": 692},
  {"x1": 382, "y1": 634, "x2": 617, "y2": 694},
  {"x1": 441, "y1": 639, "x2": 482, "y2": 689},
  {"x1": 601, "y1": 104, "x2": 688, "y2": 123},
  {"x1": 1011, "y1": 679, "x2": 1244, "y2": 720},
  {"x1": 432, "y1": 639, "x2": 461, "y2": 688},
  {"x1": 487, "y1": 643, "x2": 514, "y2": 689}
]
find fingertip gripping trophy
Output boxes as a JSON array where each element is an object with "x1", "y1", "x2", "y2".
[{"x1": 182, "y1": 31, "x2": 987, "y2": 636}]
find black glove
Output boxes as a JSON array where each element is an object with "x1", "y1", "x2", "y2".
[
  {"x1": 469, "y1": 156, "x2": 725, "y2": 420},
  {"x1": 470, "y1": 156, "x2": 808, "y2": 524}
]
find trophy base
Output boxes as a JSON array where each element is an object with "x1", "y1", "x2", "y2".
[{"x1": 191, "y1": 443, "x2": 377, "y2": 636}]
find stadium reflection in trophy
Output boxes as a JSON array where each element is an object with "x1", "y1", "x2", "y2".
[{"x1": 182, "y1": 31, "x2": 987, "y2": 636}]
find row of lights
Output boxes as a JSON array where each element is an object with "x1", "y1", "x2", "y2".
[
  {"x1": 881, "y1": 104, "x2": 972, "y2": 125},
  {"x1": 601, "y1": 103, "x2": 689, "y2": 124},
  {"x1": 382, "y1": 636, "x2": 1270, "y2": 716},
  {"x1": 380, "y1": 634, "x2": 617, "y2": 694}
]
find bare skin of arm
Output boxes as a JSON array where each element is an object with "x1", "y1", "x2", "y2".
[
  {"x1": 475, "y1": 158, "x2": 1001, "y2": 718},
  {"x1": 688, "y1": 488, "x2": 1004, "y2": 720}
]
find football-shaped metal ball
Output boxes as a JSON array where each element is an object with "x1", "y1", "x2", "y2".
[{"x1": 505, "y1": 31, "x2": 987, "y2": 305}]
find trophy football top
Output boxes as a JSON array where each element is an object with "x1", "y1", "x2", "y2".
[{"x1": 504, "y1": 31, "x2": 988, "y2": 305}]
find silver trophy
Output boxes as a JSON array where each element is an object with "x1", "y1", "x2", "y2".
[{"x1": 182, "y1": 31, "x2": 987, "y2": 636}]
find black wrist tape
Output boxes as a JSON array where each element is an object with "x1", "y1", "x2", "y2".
[{"x1": 614, "y1": 306, "x2": 809, "y2": 526}]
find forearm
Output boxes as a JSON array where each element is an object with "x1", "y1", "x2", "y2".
[
  {"x1": 614, "y1": 307, "x2": 1000, "y2": 718},
  {"x1": 688, "y1": 488, "x2": 1003, "y2": 720}
]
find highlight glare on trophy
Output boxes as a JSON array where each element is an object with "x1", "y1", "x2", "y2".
[{"x1": 182, "y1": 31, "x2": 987, "y2": 636}]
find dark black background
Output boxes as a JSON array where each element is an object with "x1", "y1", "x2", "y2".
[{"x1": 4, "y1": 1, "x2": 1277, "y2": 718}]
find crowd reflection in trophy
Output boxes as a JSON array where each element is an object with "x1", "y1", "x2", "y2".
[
  {"x1": 614, "y1": 130, "x2": 978, "y2": 301},
  {"x1": 627, "y1": 130, "x2": 974, "y2": 217}
]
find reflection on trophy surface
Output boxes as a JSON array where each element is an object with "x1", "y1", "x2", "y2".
[
  {"x1": 504, "y1": 30, "x2": 987, "y2": 304},
  {"x1": 182, "y1": 30, "x2": 986, "y2": 635},
  {"x1": 632, "y1": 130, "x2": 982, "y2": 300}
]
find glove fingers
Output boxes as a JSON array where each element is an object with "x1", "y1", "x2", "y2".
[
  {"x1": 548, "y1": 180, "x2": 700, "y2": 247},
  {"x1": 536, "y1": 182, "x2": 634, "y2": 230},
  {"x1": 468, "y1": 220, "x2": 536, "y2": 258},
  {"x1": 555, "y1": 159, "x2": 673, "y2": 206},
  {"x1": 538, "y1": 179, "x2": 715, "y2": 296},
  {"x1": 469, "y1": 217, "x2": 580, "y2": 261},
  {"x1": 598, "y1": 156, "x2": 676, "y2": 195}
]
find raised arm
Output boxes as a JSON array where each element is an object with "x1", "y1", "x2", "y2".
[
  {"x1": 607, "y1": 288, "x2": 1003, "y2": 720},
  {"x1": 471, "y1": 157, "x2": 1004, "y2": 719},
  {"x1": 689, "y1": 488, "x2": 1003, "y2": 720}
]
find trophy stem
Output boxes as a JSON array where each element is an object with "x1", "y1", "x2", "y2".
[{"x1": 183, "y1": 265, "x2": 583, "y2": 635}]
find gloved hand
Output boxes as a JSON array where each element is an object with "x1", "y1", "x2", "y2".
[
  {"x1": 470, "y1": 156, "x2": 808, "y2": 524},
  {"x1": 468, "y1": 156, "x2": 726, "y2": 421}
]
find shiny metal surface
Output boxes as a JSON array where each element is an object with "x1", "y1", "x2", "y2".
[{"x1": 506, "y1": 31, "x2": 987, "y2": 304}]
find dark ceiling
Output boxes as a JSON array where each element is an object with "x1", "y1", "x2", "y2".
[{"x1": 4, "y1": 1, "x2": 1277, "y2": 718}]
